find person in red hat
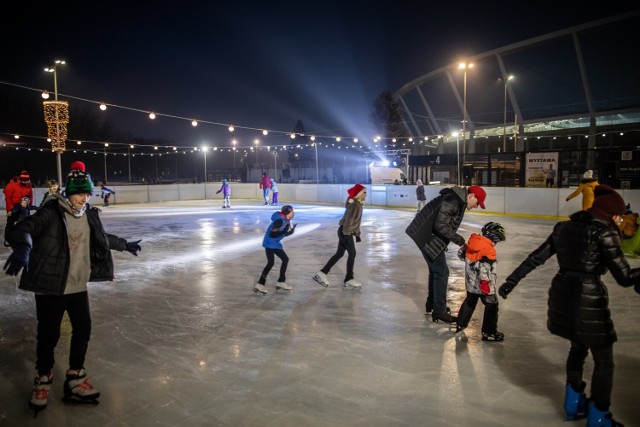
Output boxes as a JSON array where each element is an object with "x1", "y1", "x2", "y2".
[
  {"x1": 405, "y1": 185, "x2": 486, "y2": 324},
  {"x1": 313, "y1": 183, "x2": 367, "y2": 289},
  {"x1": 498, "y1": 185, "x2": 640, "y2": 425},
  {"x1": 4, "y1": 170, "x2": 34, "y2": 213}
]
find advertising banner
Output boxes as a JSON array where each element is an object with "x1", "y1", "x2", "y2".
[{"x1": 525, "y1": 152, "x2": 558, "y2": 188}]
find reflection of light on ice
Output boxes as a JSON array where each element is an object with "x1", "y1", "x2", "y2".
[{"x1": 150, "y1": 223, "x2": 321, "y2": 268}]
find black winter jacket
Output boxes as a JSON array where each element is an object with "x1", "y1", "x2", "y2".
[
  {"x1": 405, "y1": 186, "x2": 467, "y2": 261},
  {"x1": 504, "y1": 210, "x2": 640, "y2": 346},
  {"x1": 10, "y1": 196, "x2": 129, "y2": 296}
]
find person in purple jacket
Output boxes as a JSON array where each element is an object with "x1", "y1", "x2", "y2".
[{"x1": 216, "y1": 179, "x2": 231, "y2": 208}]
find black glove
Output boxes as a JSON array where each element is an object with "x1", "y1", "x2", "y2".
[
  {"x1": 3, "y1": 243, "x2": 30, "y2": 276},
  {"x1": 355, "y1": 235, "x2": 361, "y2": 243},
  {"x1": 457, "y1": 246, "x2": 466, "y2": 261},
  {"x1": 125, "y1": 240, "x2": 142, "y2": 256},
  {"x1": 498, "y1": 282, "x2": 515, "y2": 299},
  {"x1": 286, "y1": 223, "x2": 297, "y2": 236}
]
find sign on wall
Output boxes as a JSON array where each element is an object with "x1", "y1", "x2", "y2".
[{"x1": 525, "y1": 152, "x2": 558, "y2": 188}]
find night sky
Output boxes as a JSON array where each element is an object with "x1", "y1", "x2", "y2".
[{"x1": 2, "y1": 1, "x2": 638, "y2": 148}]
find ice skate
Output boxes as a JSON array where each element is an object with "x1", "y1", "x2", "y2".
[
  {"x1": 62, "y1": 368, "x2": 100, "y2": 404},
  {"x1": 29, "y1": 372, "x2": 53, "y2": 417},
  {"x1": 564, "y1": 382, "x2": 587, "y2": 421},
  {"x1": 481, "y1": 331, "x2": 504, "y2": 342},
  {"x1": 432, "y1": 311, "x2": 457, "y2": 324},
  {"x1": 254, "y1": 283, "x2": 268, "y2": 294},
  {"x1": 313, "y1": 272, "x2": 330, "y2": 287},
  {"x1": 276, "y1": 281, "x2": 292, "y2": 290},
  {"x1": 454, "y1": 325, "x2": 467, "y2": 340},
  {"x1": 343, "y1": 279, "x2": 362, "y2": 289}
]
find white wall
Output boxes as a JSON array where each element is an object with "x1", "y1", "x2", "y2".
[{"x1": 5, "y1": 183, "x2": 640, "y2": 218}]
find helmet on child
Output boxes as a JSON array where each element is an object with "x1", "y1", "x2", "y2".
[{"x1": 481, "y1": 222, "x2": 506, "y2": 243}]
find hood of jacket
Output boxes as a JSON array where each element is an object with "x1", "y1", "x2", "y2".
[{"x1": 465, "y1": 233, "x2": 496, "y2": 262}]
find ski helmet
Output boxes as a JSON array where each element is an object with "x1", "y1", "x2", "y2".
[{"x1": 481, "y1": 222, "x2": 506, "y2": 243}]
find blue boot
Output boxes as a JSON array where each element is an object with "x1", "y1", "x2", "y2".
[
  {"x1": 586, "y1": 401, "x2": 624, "y2": 427},
  {"x1": 563, "y1": 381, "x2": 587, "y2": 420}
]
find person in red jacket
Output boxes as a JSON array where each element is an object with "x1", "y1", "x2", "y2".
[
  {"x1": 258, "y1": 172, "x2": 272, "y2": 205},
  {"x1": 4, "y1": 170, "x2": 34, "y2": 213}
]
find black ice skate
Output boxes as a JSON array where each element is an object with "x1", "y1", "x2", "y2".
[{"x1": 62, "y1": 368, "x2": 100, "y2": 404}]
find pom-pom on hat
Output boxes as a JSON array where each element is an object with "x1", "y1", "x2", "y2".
[
  {"x1": 592, "y1": 185, "x2": 626, "y2": 216},
  {"x1": 347, "y1": 183, "x2": 366, "y2": 200},
  {"x1": 583, "y1": 170, "x2": 593, "y2": 179},
  {"x1": 468, "y1": 185, "x2": 486, "y2": 209},
  {"x1": 64, "y1": 161, "x2": 94, "y2": 197}
]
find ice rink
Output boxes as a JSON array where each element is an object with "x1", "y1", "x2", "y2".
[{"x1": 1, "y1": 200, "x2": 639, "y2": 427}]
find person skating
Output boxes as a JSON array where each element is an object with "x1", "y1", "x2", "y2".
[
  {"x1": 258, "y1": 172, "x2": 272, "y2": 205},
  {"x1": 415, "y1": 179, "x2": 426, "y2": 213},
  {"x1": 270, "y1": 178, "x2": 279, "y2": 206},
  {"x1": 498, "y1": 185, "x2": 640, "y2": 425},
  {"x1": 100, "y1": 183, "x2": 115, "y2": 207},
  {"x1": 216, "y1": 179, "x2": 231, "y2": 208},
  {"x1": 566, "y1": 169, "x2": 598, "y2": 211},
  {"x1": 455, "y1": 222, "x2": 506, "y2": 341},
  {"x1": 2, "y1": 161, "x2": 142, "y2": 416},
  {"x1": 254, "y1": 205, "x2": 296, "y2": 294},
  {"x1": 4, "y1": 170, "x2": 34, "y2": 213},
  {"x1": 405, "y1": 185, "x2": 486, "y2": 324},
  {"x1": 313, "y1": 183, "x2": 366, "y2": 289},
  {"x1": 4, "y1": 196, "x2": 38, "y2": 247},
  {"x1": 40, "y1": 179, "x2": 61, "y2": 207}
]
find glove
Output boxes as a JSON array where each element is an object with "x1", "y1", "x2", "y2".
[
  {"x1": 286, "y1": 223, "x2": 297, "y2": 235},
  {"x1": 479, "y1": 280, "x2": 490, "y2": 295},
  {"x1": 125, "y1": 240, "x2": 142, "y2": 256},
  {"x1": 457, "y1": 246, "x2": 466, "y2": 261},
  {"x1": 565, "y1": 198, "x2": 569, "y2": 202},
  {"x1": 498, "y1": 282, "x2": 515, "y2": 299},
  {"x1": 3, "y1": 243, "x2": 30, "y2": 276},
  {"x1": 355, "y1": 235, "x2": 361, "y2": 243}
]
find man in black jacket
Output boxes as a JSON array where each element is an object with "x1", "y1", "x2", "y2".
[
  {"x1": 3, "y1": 161, "x2": 142, "y2": 416},
  {"x1": 406, "y1": 185, "x2": 486, "y2": 323}
]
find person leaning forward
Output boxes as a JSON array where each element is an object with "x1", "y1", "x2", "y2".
[{"x1": 405, "y1": 185, "x2": 486, "y2": 324}]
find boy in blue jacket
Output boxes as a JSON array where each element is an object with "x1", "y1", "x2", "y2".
[{"x1": 254, "y1": 205, "x2": 296, "y2": 294}]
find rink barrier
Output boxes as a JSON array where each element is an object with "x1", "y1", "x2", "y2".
[{"x1": 4, "y1": 183, "x2": 639, "y2": 219}]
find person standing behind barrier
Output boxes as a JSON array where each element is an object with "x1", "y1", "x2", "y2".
[
  {"x1": 4, "y1": 170, "x2": 34, "y2": 213},
  {"x1": 545, "y1": 164, "x2": 557, "y2": 188},
  {"x1": 313, "y1": 184, "x2": 366, "y2": 289},
  {"x1": 405, "y1": 185, "x2": 485, "y2": 324},
  {"x1": 216, "y1": 179, "x2": 231, "y2": 208},
  {"x1": 415, "y1": 179, "x2": 426, "y2": 213},
  {"x1": 498, "y1": 185, "x2": 640, "y2": 426},
  {"x1": 270, "y1": 178, "x2": 279, "y2": 206},
  {"x1": 566, "y1": 169, "x2": 598, "y2": 210},
  {"x1": 254, "y1": 205, "x2": 296, "y2": 294},
  {"x1": 259, "y1": 172, "x2": 272, "y2": 205},
  {"x1": 40, "y1": 179, "x2": 61, "y2": 207}
]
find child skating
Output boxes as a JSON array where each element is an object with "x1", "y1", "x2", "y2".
[
  {"x1": 270, "y1": 178, "x2": 279, "y2": 206},
  {"x1": 313, "y1": 183, "x2": 366, "y2": 289},
  {"x1": 216, "y1": 179, "x2": 231, "y2": 208},
  {"x1": 455, "y1": 222, "x2": 506, "y2": 341},
  {"x1": 254, "y1": 205, "x2": 296, "y2": 294}
]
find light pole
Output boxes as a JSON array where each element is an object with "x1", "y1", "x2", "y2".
[
  {"x1": 232, "y1": 139, "x2": 237, "y2": 181},
  {"x1": 128, "y1": 145, "x2": 133, "y2": 182},
  {"x1": 458, "y1": 62, "x2": 473, "y2": 183},
  {"x1": 453, "y1": 131, "x2": 461, "y2": 184},
  {"x1": 500, "y1": 75, "x2": 514, "y2": 152},
  {"x1": 202, "y1": 146, "x2": 208, "y2": 182},
  {"x1": 254, "y1": 139, "x2": 260, "y2": 166},
  {"x1": 44, "y1": 60, "x2": 66, "y2": 185},
  {"x1": 312, "y1": 136, "x2": 319, "y2": 184},
  {"x1": 103, "y1": 143, "x2": 109, "y2": 183}
]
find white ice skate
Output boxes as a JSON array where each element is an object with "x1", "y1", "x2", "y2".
[
  {"x1": 62, "y1": 368, "x2": 100, "y2": 404},
  {"x1": 276, "y1": 282, "x2": 292, "y2": 290},
  {"x1": 343, "y1": 279, "x2": 362, "y2": 289},
  {"x1": 254, "y1": 283, "x2": 268, "y2": 294},
  {"x1": 30, "y1": 371, "x2": 53, "y2": 415},
  {"x1": 313, "y1": 272, "x2": 330, "y2": 287}
]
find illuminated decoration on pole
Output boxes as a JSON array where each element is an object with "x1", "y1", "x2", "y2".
[{"x1": 43, "y1": 100, "x2": 69, "y2": 152}]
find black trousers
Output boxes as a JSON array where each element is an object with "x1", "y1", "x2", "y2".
[
  {"x1": 321, "y1": 226, "x2": 356, "y2": 283},
  {"x1": 35, "y1": 292, "x2": 92, "y2": 375},
  {"x1": 420, "y1": 248, "x2": 449, "y2": 314},
  {"x1": 566, "y1": 341, "x2": 614, "y2": 411},
  {"x1": 258, "y1": 248, "x2": 288, "y2": 284},
  {"x1": 456, "y1": 292, "x2": 499, "y2": 333}
]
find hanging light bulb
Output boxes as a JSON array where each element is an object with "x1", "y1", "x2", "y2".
[
  {"x1": 41, "y1": 90, "x2": 50, "y2": 99},
  {"x1": 228, "y1": 125, "x2": 235, "y2": 132},
  {"x1": 192, "y1": 120, "x2": 198, "y2": 127},
  {"x1": 149, "y1": 112, "x2": 156, "y2": 120},
  {"x1": 99, "y1": 103, "x2": 107, "y2": 111}
]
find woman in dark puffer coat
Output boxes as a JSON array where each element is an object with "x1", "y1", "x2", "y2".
[{"x1": 498, "y1": 185, "x2": 640, "y2": 427}]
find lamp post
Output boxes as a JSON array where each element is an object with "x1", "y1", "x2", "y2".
[
  {"x1": 128, "y1": 145, "x2": 133, "y2": 182},
  {"x1": 312, "y1": 136, "x2": 319, "y2": 184},
  {"x1": 254, "y1": 139, "x2": 260, "y2": 166},
  {"x1": 232, "y1": 139, "x2": 237, "y2": 181},
  {"x1": 44, "y1": 60, "x2": 66, "y2": 185},
  {"x1": 458, "y1": 62, "x2": 473, "y2": 183},
  {"x1": 500, "y1": 75, "x2": 514, "y2": 153},
  {"x1": 103, "y1": 143, "x2": 109, "y2": 183},
  {"x1": 453, "y1": 131, "x2": 461, "y2": 184},
  {"x1": 202, "y1": 146, "x2": 208, "y2": 182}
]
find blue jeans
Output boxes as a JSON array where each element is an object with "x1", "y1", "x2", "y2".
[{"x1": 420, "y1": 248, "x2": 449, "y2": 313}]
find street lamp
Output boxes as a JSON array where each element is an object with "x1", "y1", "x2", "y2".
[
  {"x1": 232, "y1": 139, "x2": 237, "y2": 181},
  {"x1": 103, "y1": 143, "x2": 109, "y2": 183},
  {"x1": 311, "y1": 136, "x2": 319, "y2": 184},
  {"x1": 500, "y1": 75, "x2": 514, "y2": 152},
  {"x1": 43, "y1": 59, "x2": 66, "y2": 185},
  {"x1": 453, "y1": 131, "x2": 461, "y2": 184},
  {"x1": 254, "y1": 139, "x2": 260, "y2": 165},
  {"x1": 202, "y1": 146, "x2": 208, "y2": 182},
  {"x1": 458, "y1": 62, "x2": 473, "y2": 183}
]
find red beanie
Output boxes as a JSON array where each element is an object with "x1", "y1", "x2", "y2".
[
  {"x1": 70, "y1": 161, "x2": 86, "y2": 172},
  {"x1": 347, "y1": 184, "x2": 366, "y2": 200},
  {"x1": 591, "y1": 185, "x2": 626, "y2": 216}
]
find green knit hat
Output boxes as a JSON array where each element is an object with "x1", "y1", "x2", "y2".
[{"x1": 65, "y1": 161, "x2": 94, "y2": 197}]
